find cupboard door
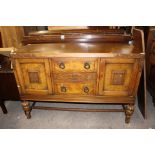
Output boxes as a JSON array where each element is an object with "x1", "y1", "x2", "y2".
[
  {"x1": 15, "y1": 59, "x2": 52, "y2": 95},
  {"x1": 99, "y1": 58, "x2": 140, "y2": 96}
]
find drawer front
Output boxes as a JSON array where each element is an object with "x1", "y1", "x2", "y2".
[
  {"x1": 54, "y1": 83, "x2": 95, "y2": 95},
  {"x1": 52, "y1": 58, "x2": 97, "y2": 72},
  {"x1": 53, "y1": 72, "x2": 96, "y2": 83}
]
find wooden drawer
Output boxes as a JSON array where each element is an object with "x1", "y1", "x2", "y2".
[
  {"x1": 52, "y1": 58, "x2": 98, "y2": 72},
  {"x1": 54, "y1": 82, "x2": 96, "y2": 95},
  {"x1": 53, "y1": 72, "x2": 96, "y2": 83}
]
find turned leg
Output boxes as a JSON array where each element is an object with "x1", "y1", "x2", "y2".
[
  {"x1": 0, "y1": 100, "x2": 8, "y2": 114},
  {"x1": 124, "y1": 104, "x2": 134, "y2": 124},
  {"x1": 21, "y1": 101, "x2": 31, "y2": 119}
]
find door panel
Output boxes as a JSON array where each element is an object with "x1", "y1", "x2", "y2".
[
  {"x1": 99, "y1": 58, "x2": 139, "y2": 96},
  {"x1": 15, "y1": 59, "x2": 52, "y2": 95}
]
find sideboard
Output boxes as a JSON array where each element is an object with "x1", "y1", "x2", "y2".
[{"x1": 11, "y1": 28, "x2": 145, "y2": 123}]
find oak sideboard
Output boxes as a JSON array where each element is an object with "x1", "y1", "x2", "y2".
[{"x1": 11, "y1": 28, "x2": 145, "y2": 123}]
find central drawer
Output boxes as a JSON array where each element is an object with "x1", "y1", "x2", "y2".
[
  {"x1": 52, "y1": 58, "x2": 98, "y2": 72},
  {"x1": 51, "y1": 58, "x2": 98, "y2": 95}
]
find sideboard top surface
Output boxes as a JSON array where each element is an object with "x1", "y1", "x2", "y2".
[
  {"x1": 11, "y1": 42, "x2": 145, "y2": 58},
  {"x1": 16, "y1": 43, "x2": 134, "y2": 54}
]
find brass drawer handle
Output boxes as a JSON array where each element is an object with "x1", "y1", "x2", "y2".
[
  {"x1": 61, "y1": 86, "x2": 67, "y2": 92},
  {"x1": 84, "y1": 86, "x2": 89, "y2": 93},
  {"x1": 84, "y1": 62, "x2": 90, "y2": 69},
  {"x1": 59, "y1": 62, "x2": 65, "y2": 69}
]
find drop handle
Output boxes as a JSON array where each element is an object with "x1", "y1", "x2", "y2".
[
  {"x1": 59, "y1": 62, "x2": 65, "y2": 69},
  {"x1": 61, "y1": 86, "x2": 67, "y2": 92},
  {"x1": 83, "y1": 86, "x2": 89, "y2": 93},
  {"x1": 84, "y1": 62, "x2": 90, "y2": 69}
]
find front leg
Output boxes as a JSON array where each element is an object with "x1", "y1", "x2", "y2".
[
  {"x1": 21, "y1": 101, "x2": 31, "y2": 119},
  {"x1": 124, "y1": 104, "x2": 134, "y2": 124}
]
